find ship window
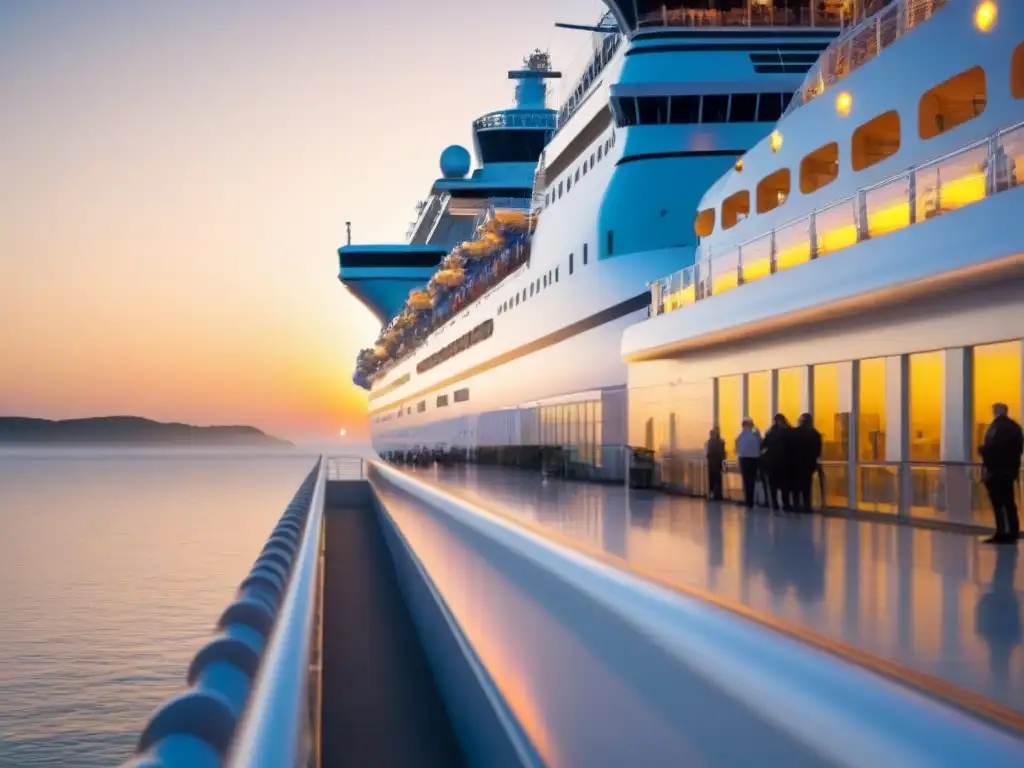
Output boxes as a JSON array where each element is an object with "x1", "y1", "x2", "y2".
[
  {"x1": 1014, "y1": 43, "x2": 1024, "y2": 99},
  {"x1": 637, "y1": 96, "x2": 669, "y2": 125},
  {"x1": 701, "y1": 94, "x2": 729, "y2": 123},
  {"x1": 721, "y1": 190, "x2": 750, "y2": 229},
  {"x1": 852, "y1": 110, "x2": 901, "y2": 171},
  {"x1": 569, "y1": 253, "x2": 574, "y2": 275},
  {"x1": 694, "y1": 208, "x2": 715, "y2": 237},
  {"x1": 558, "y1": 181, "x2": 563, "y2": 198},
  {"x1": 530, "y1": 283, "x2": 534, "y2": 297},
  {"x1": 575, "y1": 168, "x2": 580, "y2": 182},
  {"x1": 590, "y1": 153, "x2": 595, "y2": 168},
  {"x1": 454, "y1": 388, "x2": 469, "y2": 403},
  {"x1": 757, "y1": 93, "x2": 784, "y2": 123},
  {"x1": 548, "y1": 269, "x2": 552, "y2": 283},
  {"x1": 583, "y1": 243, "x2": 588, "y2": 265},
  {"x1": 582, "y1": 161, "x2": 587, "y2": 176},
  {"x1": 522, "y1": 288, "x2": 527, "y2": 301},
  {"x1": 477, "y1": 129, "x2": 547, "y2": 164},
  {"x1": 437, "y1": 394, "x2": 449, "y2": 408},
  {"x1": 669, "y1": 95, "x2": 700, "y2": 124},
  {"x1": 607, "y1": 229, "x2": 614, "y2": 256},
  {"x1": 729, "y1": 93, "x2": 758, "y2": 123},
  {"x1": 555, "y1": 266, "x2": 559, "y2": 282},
  {"x1": 800, "y1": 142, "x2": 839, "y2": 194},
  {"x1": 567, "y1": 175, "x2": 572, "y2": 192},
  {"x1": 618, "y1": 97, "x2": 638, "y2": 127},
  {"x1": 598, "y1": 144, "x2": 603, "y2": 160},
  {"x1": 918, "y1": 66, "x2": 987, "y2": 140},
  {"x1": 543, "y1": 275, "x2": 547, "y2": 287},
  {"x1": 756, "y1": 168, "x2": 790, "y2": 214},
  {"x1": 515, "y1": 294, "x2": 520, "y2": 305}
]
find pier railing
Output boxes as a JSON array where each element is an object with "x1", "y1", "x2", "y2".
[
  {"x1": 650, "y1": 121, "x2": 1024, "y2": 317},
  {"x1": 123, "y1": 457, "x2": 326, "y2": 767}
]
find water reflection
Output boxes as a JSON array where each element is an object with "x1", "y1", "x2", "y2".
[
  {"x1": 0, "y1": 451, "x2": 317, "y2": 767},
  {"x1": 414, "y1": 465, "x2": 1024, "y2": 714}
]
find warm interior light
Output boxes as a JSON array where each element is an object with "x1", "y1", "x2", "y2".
[
  {"x1": 770, "y1": 130, "x2": 783, "y2": 152},
  {"x1": 974, "y1": 1, "x2": 997, "y2": 31},
  {"x1": 734, "y1": 158, "x2": 744, "y2": 172},
  {"x1": 836, "y1": 91, "x2": 853, "y2": 117}
]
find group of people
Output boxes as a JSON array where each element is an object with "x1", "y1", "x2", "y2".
[
  {"x1": 705, "y1": 413, "x2": 823, "y2": 513},
  {"x1": 703, "y1": 402, "x2": 1023, "y2": 545}
]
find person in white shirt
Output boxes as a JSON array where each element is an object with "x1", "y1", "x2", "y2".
[{"x1": 735, "y1": 418, "x2": 762, "y2": 508}]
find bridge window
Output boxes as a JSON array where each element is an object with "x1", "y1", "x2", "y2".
[
  {"x1": 757, "y1": 93, "x2": 784, "y2": 122},
  {"x1": 637, "y1": 96, "x2": 669, "y2": 124},
  {"x1": 417, "y1": 401, "x2": 426, "y2": 413},
  {"x1": 477, "y1": 129, "x2": 548, "y2": 164},
  {"x1": 800, "y1": 142, "x2": 839, "y2": 194},
  {"x1": 1014, "y1": 43, "x2": 1024, "y2": 99},
  {"x1": 721, "y1": 190, "x2": 750, "y2": 230},
  {"x1": 701, "y1": 95, "x2": 729, "y2": 123},
  {"x1": 852, "y1": 111, "x2": 901, "y2": 172},
  {"x1": 454, "y1": 388, "x2": 470, "y2": 403},
  {"x1": 694, "y1": 208, "x2": 715, "y2": 237},
  {"x1": 670, "y1": 95, "x2": 700, "y2": 124},
  {"x1": 618, "y1": 97, "x2": 638, "y2": 126},
  {"x1": 729, "y1": 93, "x2": 758, "y2": 123},
  {"x1": 919, "y1": 66, "x2": 987, "y2": 140},
  {"x1": 756, "y1": 169, "x2": 790, "y2": 214},
  {"x1": 437, "y1": 394, "x2": 449, "y2": 408},
  {"x1": 583, "y1": 243, "x2": 589, "y2": 265}
]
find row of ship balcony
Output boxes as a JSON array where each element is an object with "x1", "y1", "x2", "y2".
[
  {"x1": 650, "y1": 120, "x2": 1024, "y2": 316},
  {"x1": 632, "y1": 1, "x2": 848, "y2": 30},
  {"x1": 789, "y1": 0, "x2": 950, "y2": 114}
]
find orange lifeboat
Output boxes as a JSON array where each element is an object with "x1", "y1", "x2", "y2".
[
  {"x1": 435, "y1": 268, "x2": 464, "y2": 287},
  {"x1": 408, "y1": 289, "x2": 432, "y2": 310}
]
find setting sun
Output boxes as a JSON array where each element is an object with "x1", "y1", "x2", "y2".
[{"x1": 339, "y1": 428, "x2": 347, "y2": 437}]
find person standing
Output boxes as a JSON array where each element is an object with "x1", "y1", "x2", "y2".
[
  {"x1": 979, "y1": 403, "x2": 1024, "y2": 544},
  {"x1": 794, "y1": 413, "x2": 823, "y2": 513},
  {"x1": 735, "y1": 419, "x2": 762, "y2": 508},
  {"x1": 705, "y1": 427, "x2": 726, "y2": 501},
  {"x1": 761, "y1": 414, "x2": 792, "y2": 511}
]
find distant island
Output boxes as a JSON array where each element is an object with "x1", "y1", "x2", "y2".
[{"x1": 0, "y1": 416, "x2": 293, "y2": 448}]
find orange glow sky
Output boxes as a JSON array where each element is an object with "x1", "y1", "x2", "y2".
[{"x1": 0, "y1": 0, "x2": 602, "y2": 444}]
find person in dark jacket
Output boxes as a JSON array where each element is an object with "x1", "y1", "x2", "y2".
[
  {"x1": 761, "y1": 414, "x2": 793, "y2": 511},
  {"x1": 979, "y1": 403, "x2": 1024, "y2": 544},
  {"x1": 794, "y1": 413, "x2": 823, "y2": 513},
  {"x1": 705, "y1": 427, "x2": 726, "y2": 501}
]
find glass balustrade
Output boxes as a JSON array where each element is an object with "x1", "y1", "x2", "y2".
[
  {"x1": 814, "y1": 197, "x2": 858, "y2": 257},
  {"x1": 650, "y1": 123, "x2": 1024, "y2": 319},
  {"x1": 739, "y1": 233, "x2": 772, "y2": 284}
]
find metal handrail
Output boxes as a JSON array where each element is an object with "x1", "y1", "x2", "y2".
[{"x1": 227, "y1": 456, "x2": 327, "y2": 768}]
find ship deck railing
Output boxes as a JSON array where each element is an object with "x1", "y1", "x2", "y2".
[
  {"x1": 787, "y1": 0, "x2": 951, "y2": 113},
  {"x1": 650, "y1": 120, "x2": 1024, "y2": 318},
  {"x1": 633, "y1": 2, "x2": 846, "y2": 31}
]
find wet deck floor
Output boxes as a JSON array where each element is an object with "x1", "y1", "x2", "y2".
[{"x1": 402, "y1": 464, "x2": 1024, "y2": 716}]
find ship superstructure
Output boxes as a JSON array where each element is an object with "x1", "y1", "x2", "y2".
[
  {"x1": 623, "y1": 0, "x2": 1024, "y2": 523},
  {"x1": 350, "y1": 3, "x2": 842, "y2": 463}
]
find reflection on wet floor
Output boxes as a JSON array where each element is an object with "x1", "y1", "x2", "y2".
[{"x1": 407, "y1": 464, "x2": 1024, "y2": 714}]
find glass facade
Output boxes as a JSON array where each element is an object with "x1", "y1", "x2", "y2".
[
  {"x1": 540, "y1": 400, "x2": 602, "y2": 466},
  {"x1": 858, "y1": 358, "x2": 887, "y2": 461},
  {"x1": 972, "y1": 341, "x2": 1022, "y2": 452},
  {"x1": 777, "y1": 367, "x2": 803, "y2": 423},
  {"x1": 909, "y1": 351, "x2": 943, "y2": 462},
  {"x1": 747, "y1": 371, "x2": 770, "y2": 434},
  {"x1": 716, "y1": 376, "x2": 741, "y2": 455},
  {"x1": 813, "y1": 364, "x2": 848, "y2": 461}
]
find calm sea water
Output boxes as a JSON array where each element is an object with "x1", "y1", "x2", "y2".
[{"x1": 0, "y1": 450, "x2": 321, "y2": 767}]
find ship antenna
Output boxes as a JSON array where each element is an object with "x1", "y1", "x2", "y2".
[
  {"x1": 508, "y1": 49, "x2": 561, "y2": 110},
  {"x1": 345, "y1": 221, "x2": 351, "y2": 246}
]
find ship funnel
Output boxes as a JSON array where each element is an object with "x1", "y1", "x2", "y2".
[{"x1": 508, "y1": 49, "x2": 561, "y2": 110}]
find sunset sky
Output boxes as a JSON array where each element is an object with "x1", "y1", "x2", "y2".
[{"x1": 0, "y1": 0, "x2": 603, "y2": 444}]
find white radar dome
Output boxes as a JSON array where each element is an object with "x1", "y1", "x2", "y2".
[{"x1": 440, "y1": 145, "x2": 471, "y2": 179}]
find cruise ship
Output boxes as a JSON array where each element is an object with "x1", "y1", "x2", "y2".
[
  {"x1": 341, "y1": 2, "x2": 844, "y2": 468},
  {"x1": 623, "y1": 0, "x2": 1024, "y2": 526}
]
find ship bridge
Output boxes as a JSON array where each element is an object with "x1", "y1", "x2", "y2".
[{"x1": 340, "y1": 54, "x2": 558, "y2": 330}]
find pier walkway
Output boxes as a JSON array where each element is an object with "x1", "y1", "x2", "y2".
[{"x1": 405, "y1": 464, "x2": 1024, "y2": 716}]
